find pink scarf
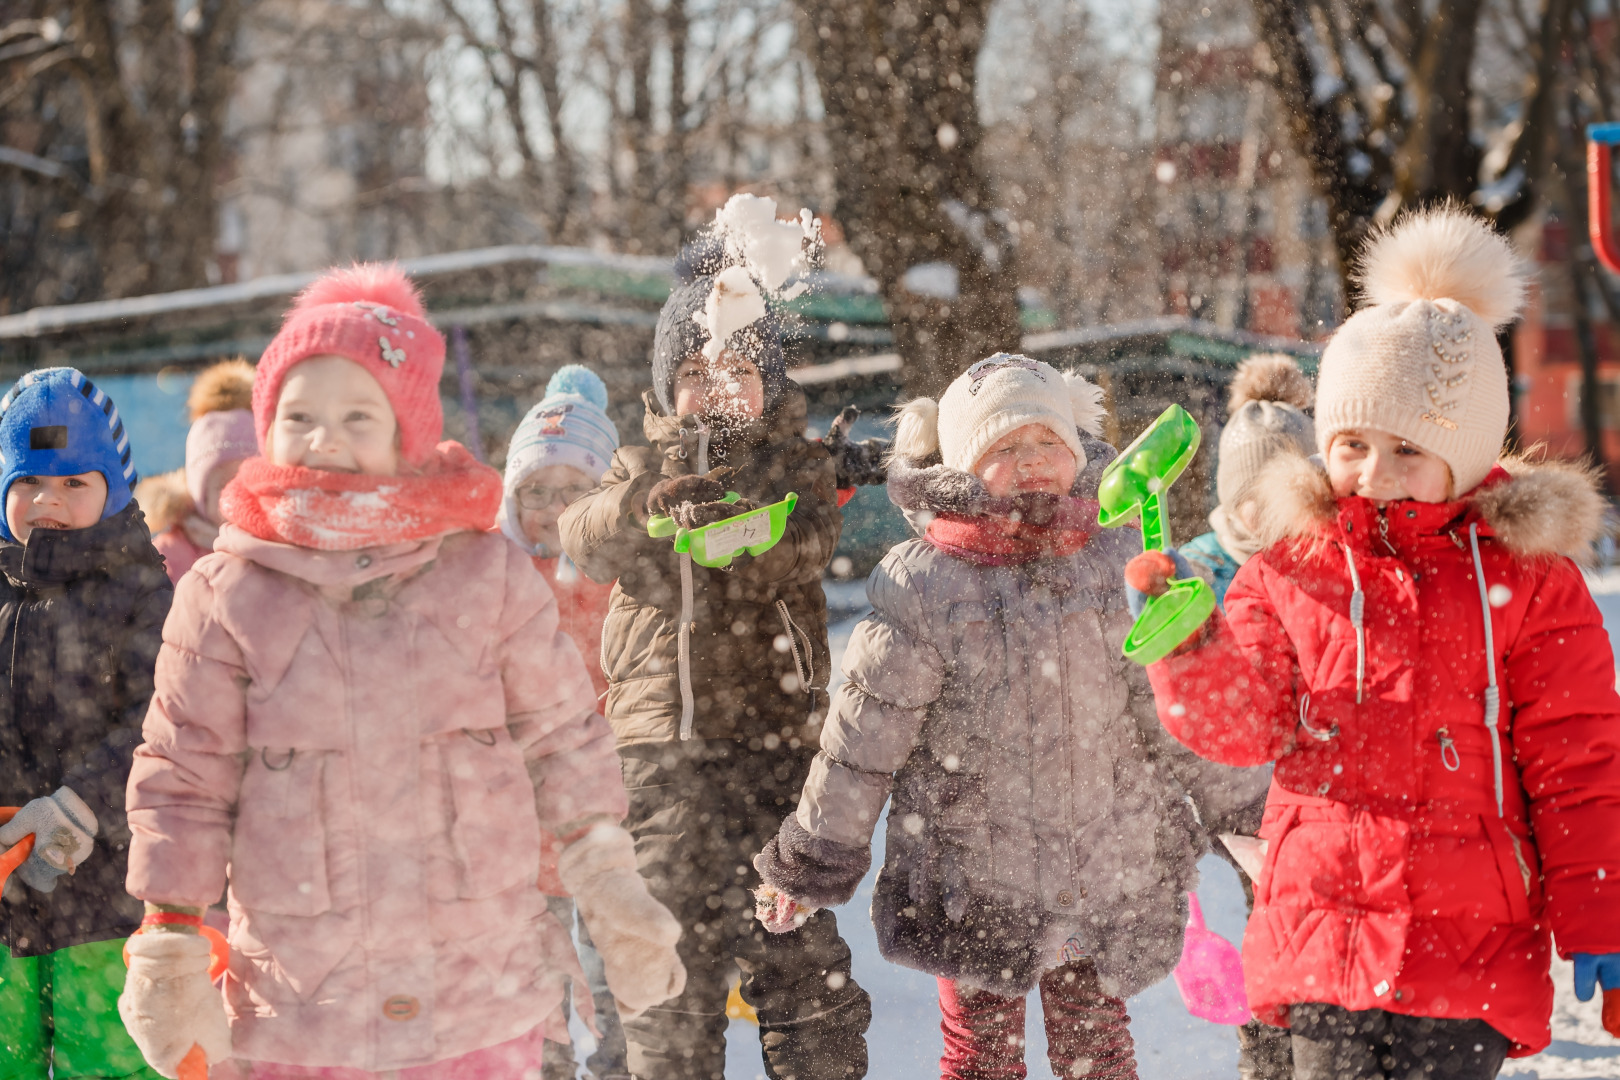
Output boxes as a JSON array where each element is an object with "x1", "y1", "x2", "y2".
[
  {"x1": 925, "y1": 497, "x2": 1099, "y2": 566},
  {"x1": 220, "y1": 442, "x2": 502, "y2": 551}
]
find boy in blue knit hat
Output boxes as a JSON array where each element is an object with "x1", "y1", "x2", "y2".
[{"x1": 0, "y1": 367, "x2": 172, "y2": 1079}]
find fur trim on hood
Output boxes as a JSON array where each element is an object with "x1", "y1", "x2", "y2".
[
  {"x1": 132, "y1": 469, "x2": 193, "y2": 536},
  {"x1": 1251, "y1": 450, "x2": 1609, "y2": 561},
  {"x1": 887, "y1": 434, "x2": 1118, "y2": 517}
]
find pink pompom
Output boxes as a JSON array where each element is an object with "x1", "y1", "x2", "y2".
[{"x1": 290, "y1": 263, "x2": 426, "y2": 319}]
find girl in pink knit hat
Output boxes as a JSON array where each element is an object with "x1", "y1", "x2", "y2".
[{"x1": 115, "y1": 265, "x2": 684, "y2": 1079}]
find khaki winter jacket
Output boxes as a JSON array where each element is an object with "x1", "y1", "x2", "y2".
[{"x1": 560, "y1": 386, "x2": 840, "y2": 746}]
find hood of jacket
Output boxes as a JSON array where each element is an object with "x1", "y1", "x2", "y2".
[{"x1": 1251, "y1": 451, "x2": 1608, "y2": 560}]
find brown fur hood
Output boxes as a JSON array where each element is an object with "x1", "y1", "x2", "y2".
[{"x1": 1252, "y1": 451, "x2": 1611, "y2": 561}]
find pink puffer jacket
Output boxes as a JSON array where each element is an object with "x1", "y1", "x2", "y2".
[{"x1": 125, "y1": 525, "x2": 628, "y2": 1071}]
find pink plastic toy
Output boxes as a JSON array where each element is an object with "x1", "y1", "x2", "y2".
[{"x1": 1172, "y1": 892, "x2": 1252, "y2": 1025}]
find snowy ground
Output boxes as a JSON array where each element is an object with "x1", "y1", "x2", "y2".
[{"x1": 677, "y1": 576, "x2": 1620, "y2": 1078}]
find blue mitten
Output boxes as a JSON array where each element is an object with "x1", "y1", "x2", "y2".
[
  {"x1": 1574, "y1": 953, "x2": 1620, "y2": 1037},
  {"x1": 0, "y1": 787, "x2": 98, "y2": 893},
  {"x1": 1123, "y1": 548, "x2": 1196, "y2": 618}
]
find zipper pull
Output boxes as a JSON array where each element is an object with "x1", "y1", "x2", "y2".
[
  {"x1": 1377, "y1": 509, "x2": 1397, "y2": 556},
  {"x1": 1437, "y1": 727, "x2": 1461, "y2": 772}
]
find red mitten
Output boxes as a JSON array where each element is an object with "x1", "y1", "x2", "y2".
[{"x1": 1124, "y1": 550, "x2": 1178, "y2": 597}]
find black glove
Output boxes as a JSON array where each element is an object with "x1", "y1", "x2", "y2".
[
  {"x1": 647, "y1": 474, "x2": 728, "y2": 517},
  {"x1": 822, "y1": 406, "x2": 891, "y2": 488}
]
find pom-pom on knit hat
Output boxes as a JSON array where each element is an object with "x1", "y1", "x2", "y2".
[
  {"x1": 187, "y1": 358, "x2": 255, "y2": 421},
  {"x1": 253, "y1": 264, "x2": 446, "y2": 466},
  {"x1": 498, "y1": 365, "x2": 620, "y2": 555},
  {"x1": 0, "y1": 367, "x2": 137, "y2": 541},
  {"x1": 892, "y1": 353, "x2": 1107, "y2": 473},
  {"x1": 1314, "y1": 205, "x2": 1529, "y2": 495},
  {"x1": 1216, "y1": 354, "x2": 1316, "y2": 508}
]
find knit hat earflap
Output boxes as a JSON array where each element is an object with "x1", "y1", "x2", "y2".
[
  {"x1": 1314, "y1": 206, "x2": 1529, "y2": 495},
  {"x1": 0, "y1": 367, "x2": 137, "y2": 541},
  {"x1": 1216, "y1": 354, "x2": 1316, "y2": 508},
  {"x1": 498, "y1": 365, "x2": 619, "y2": 555},
  {"x1": 253, "y1": 264, "x2": 446, "y2": 466},
  {"x1": 893, "y1": 353, "x2": 1106, "y2": 474}
]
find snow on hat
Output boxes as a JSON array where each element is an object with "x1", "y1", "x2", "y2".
[
  {"x1": 651, "y1": 246, "x2": 787, "y2": 415},
  {"x1": 185, "y1": 408, "x2": 257, "y2": 512},
  {"x1": 1217, "y1": 354, "x2": 1316, "y2": 508},
  {"x1": 1315, "y1": 206, "x2": 1529, "y2": 496},
  {"x1": 0, "y1": 367, "x2": 137, "y2": 541},
  {"x1": 498, "y1": 365, "x2": 619, "y2": 554},
  {"x1": 892, "y1": 353, "x2": 1107, "y2": 474},
  {"x1": 253, "y1": 264, "x2": 446, "y2": 465}
]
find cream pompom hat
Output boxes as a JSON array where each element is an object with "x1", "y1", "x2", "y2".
[
  {"x1": 892, "y1": 353, "x2": 1108, "y2": 472},
  {"x1": 1314, "y1": 206, "x2": 1531, "y2": 496}
]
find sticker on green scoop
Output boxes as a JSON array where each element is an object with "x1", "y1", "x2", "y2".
[{"x1": 647, "y1": 491, "x2": 798, "y2": 567}]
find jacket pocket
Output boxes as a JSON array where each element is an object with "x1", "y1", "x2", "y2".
[
  {"x1": 444, "y1": 726, "x2": 542, "y2": 898},
  {"x1": 230, "y1": 748, "x2": 331, "y2": 917}
]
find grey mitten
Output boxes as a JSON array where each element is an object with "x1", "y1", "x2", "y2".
[{"x1": 0, "y1": 787, "x2": 98, "y2": 892}]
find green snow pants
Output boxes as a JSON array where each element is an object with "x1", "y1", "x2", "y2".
[{"x1": 0, "y1": 937, "x2": 165, "y2": 1080}]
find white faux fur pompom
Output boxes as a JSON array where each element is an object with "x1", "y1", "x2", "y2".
[
  {"x1": 892, "y1": 396, "x2": 940, "y2": 462},
  {"x1": 1356, "y1": 205, "x2": 1529, "y2": 329},
  {"x1": 1063, "y1": 372, "x2": 1108, "y2": 436}
]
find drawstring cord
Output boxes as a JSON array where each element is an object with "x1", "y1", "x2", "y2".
[
  {"x1": 1342, "y1": 544, "x2": 1367, "y2": 704},
  {"x1": 1469, "y1": 523, "x2": 1505, "y2": 818},
  {"x1": 676, "y1": 421, "x2": 711, "y2": 741}
]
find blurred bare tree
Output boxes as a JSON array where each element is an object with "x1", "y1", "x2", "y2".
[
  {"x1": 0, "y1": 0, "x2": 242, "y2": 307},
  {"x1": 794, "y1": 0, "x2": 1021, "y2": 396},
  {"x1": 1248, "y1": 0, "x2": 1570, "y2": 279}
]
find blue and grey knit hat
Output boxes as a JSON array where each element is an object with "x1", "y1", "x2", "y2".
[
  {"x1": 498, "y1": 365, "x2": 619, "y2": 556},
  {"x1": 0, "y1": 368, "x2": 137, "y2": 541}
]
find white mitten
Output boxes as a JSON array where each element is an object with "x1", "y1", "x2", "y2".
[
  {"x1": 558, "y1": 824, "x2": 686, "y2": 1020},
  {"x1": 0, "y1": 786, "x2": 98, "y2": 892},
  {"x1": 119, "y1": 932, "x2": 232, "y2": 1079}
]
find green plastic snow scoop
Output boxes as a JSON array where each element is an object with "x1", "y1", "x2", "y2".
[
  {"x1": 647, "y1": 491, "x2": 798, "y2": 568},
  {"x1": 1097, "y1": 404, "x2": 1216, "y2": 664}
]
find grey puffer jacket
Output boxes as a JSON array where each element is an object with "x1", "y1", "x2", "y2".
[{"x1": 758, "y1": 438, "x2": 1269, "y2": 998}]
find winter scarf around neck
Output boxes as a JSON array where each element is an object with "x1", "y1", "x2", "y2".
[
  {"x1": 925, "y1": 496, "x2": 1099, "y2": 566},
  {"x1": 220, "y1": 442, "x2": 502, "y2": 551}
]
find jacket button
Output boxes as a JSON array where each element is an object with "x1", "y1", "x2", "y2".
[
  {"x1": 356, "y1": 554, "x2": 373, "y2": 569},
  {"x1": 1057, "y1": 891, "x2": 1073, "y2": 906}
]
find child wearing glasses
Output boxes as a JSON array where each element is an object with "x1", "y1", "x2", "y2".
[{"x1": 499, "y1": 364, "x2": 626, "y2": 1080}]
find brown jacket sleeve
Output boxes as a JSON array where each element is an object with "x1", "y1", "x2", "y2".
[{"x1": 559, "y1": 446, "x2": 665, "y2": 585}]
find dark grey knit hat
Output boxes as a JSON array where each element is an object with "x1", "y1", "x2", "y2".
[{"x1": 652, "y1": 242, "x2": 788, "y2": 414}]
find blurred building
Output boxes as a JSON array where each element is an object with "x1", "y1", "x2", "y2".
[
  {"x1": 1513, "y1": 214, "x2": 1620, "y2": 480},
  {"x1": 1151, "y1": 0, "x2": 1339, "y2": 338},
  {"x1": 214, "y1": 0, "x2": 441, "y2": 284}
]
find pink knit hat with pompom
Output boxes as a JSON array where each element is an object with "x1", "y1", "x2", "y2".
[{"x1": 254, "y1": 264, "x2": 445, "y2": 465}]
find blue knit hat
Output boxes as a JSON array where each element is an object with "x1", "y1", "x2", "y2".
[
  {"x1": 498, "y1": 365, "x2": 619, "y2": 555},
  {"x1": 0, "y1": 368, "x2": 137, "y2": 542}
]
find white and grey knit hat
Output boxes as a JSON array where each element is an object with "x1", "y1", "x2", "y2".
[
  {"x1": 892, "y1": 353, "x2": 1107, "y2": 472},
  {"x1": 1217, "y1": 354, "x2": 1315, "y2": 508},
  {"x1": 1315, "y1": 206, "x2": 1530, "y2": 495}
]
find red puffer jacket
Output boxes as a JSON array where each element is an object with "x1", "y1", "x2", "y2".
[{"x1": 1148, "y1": 454, "x2": 1620, "y2": 1056}]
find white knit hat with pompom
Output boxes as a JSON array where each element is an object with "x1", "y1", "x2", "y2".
[
  {"x1": 892, "y1": 353, "x2": 1107, "y2": 473},
  {"x1": 1315, "y1": 205, "x2": 1530, "y2": 495}
]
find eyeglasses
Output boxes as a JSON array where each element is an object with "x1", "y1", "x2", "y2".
[{"x1": 516, "y1": 484, "x2": 593, "y2": 510}]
